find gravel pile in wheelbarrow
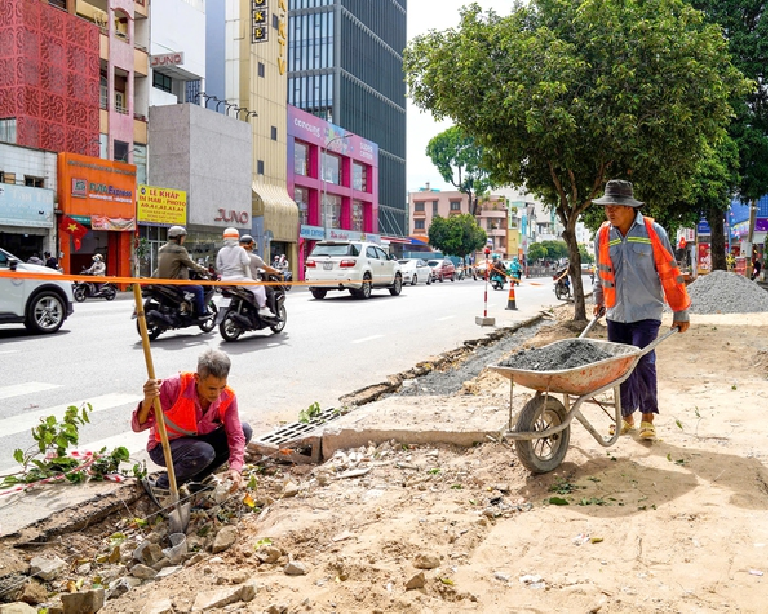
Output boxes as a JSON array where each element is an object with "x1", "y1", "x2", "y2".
[{"x1": 499, "y1": 339, "x2": 615, "y2": 371}]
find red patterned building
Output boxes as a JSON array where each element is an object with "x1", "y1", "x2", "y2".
[{"x1": 0, "y1": 0, "x2": 99, "y2": 155}]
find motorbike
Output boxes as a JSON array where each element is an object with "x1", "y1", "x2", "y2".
[
  {"x1": 73, "y1": 270, "x2": 117, "y2": 302},
  {"x1": 281, "y1": 269, "x2": 293, "y2": 291},
  {"x1": 218, "y1": 274, "x2": 287, "y2": 342},
  {"x1": 490, "y1": 272, "x2": 506, "y2": 291},
  {"x1": 553, "y1": 272, "x2": 571, "y2": 300},
  {"x1": 132, "y1": 272, "x2": 217, "y2": 340}
]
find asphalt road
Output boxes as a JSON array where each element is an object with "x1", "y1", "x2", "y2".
[{"x1": 0, "y1": 276, "x2": 590, "y2": 472}]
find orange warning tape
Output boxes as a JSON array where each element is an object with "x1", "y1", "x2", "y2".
[{"x1": 0, "y1": 270, "x2": 375, "y2": 287}]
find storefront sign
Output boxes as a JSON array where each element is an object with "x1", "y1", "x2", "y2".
[
  {"x1": 58, "y1": 153, "x2": 136, "y2": 226},
  {"x1": 0, "y1": 184, "x2": 54, "y2": 228},
  {"x1": 91, "y1": 216, "x2": 136, "y2": 231},
  {"x1": 732, "y1": 220, "x2": 750, "y2": 238},
  {"x1": 252, "y1": 0, "x2": 268, "y2": 42},
  {"x1": 150, "y1": 52, "x2": 184, "y2": 68},
  {"x1": 300, "y1": 225, "x2": 325, "y2": 240},
  {"x1": 137, "y1": 185, "x2": 187, "y2": 225},
  {"x1": 697, "y1": 219, "x2": 711, "y2": 236},
  {"x1": 698, "y1": 243, "x2": 710, "y2": 273},
  {"x1": 214, "y1": 209, "x2": 249, "y2": 224},
  {"x1": 754, "y1": 219, "x2": 768, "y2": 232}
]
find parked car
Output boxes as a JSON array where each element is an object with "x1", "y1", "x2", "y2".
[
  {"x1": 306, "y1": 241, "x2": 403, "y2": 300},
  {"x1": 427, "y1": 258, "x2": 456, "y2": 282},
  {"x1": 398, "y1": 259, "x2": 432, "y2": 285},
  {"x1": 0, "y1": 248, "x2": 75, "y2": 334}
]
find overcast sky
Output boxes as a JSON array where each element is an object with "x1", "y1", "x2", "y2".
[{"x1": 406, "y1": 1, "x2": 517, "y2": 193}]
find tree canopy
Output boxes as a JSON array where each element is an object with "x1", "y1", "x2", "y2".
[
  {"x1": 426, "y1": 127, "x2": 493, "y2": 214},
  {"x1": 428, "y1": 214, "x2": 487, "y2": 259},
  {"x1": 405, "y1": 0, "x2": 751, "y2": 319}
]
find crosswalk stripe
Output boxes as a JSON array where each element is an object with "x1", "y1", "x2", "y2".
[
  {"x1": 0, "y1": 382, "x2": 59, "y2": 400},
  {"x1": 0, "y1": 393, "x2": 137, "y2": 438},
  {"x1": 73, "y1": 430, "x2": 149, "y2": 459}
]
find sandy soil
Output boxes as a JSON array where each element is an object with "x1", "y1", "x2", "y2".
[{"x1": 6, "y1": 309, "x2": 768, "y2": 613}]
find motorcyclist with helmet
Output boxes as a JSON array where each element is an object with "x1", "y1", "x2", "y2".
[
  {"x1": 239, "y1": 235, "x2": 282, "y2": 313},
  {"x1": 490, "y1": 255, "x2": 506, "y2": 279},
  {"x1": 85, "y1": 254, "x2": 106, "y2": 292},
  {"x1": 157, "y1": 226, "x2": 210, "y2": 320}
]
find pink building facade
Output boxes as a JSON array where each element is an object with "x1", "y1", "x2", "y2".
[{"x1": 288, "y1": 105, "x2": 379, "y2": 280}]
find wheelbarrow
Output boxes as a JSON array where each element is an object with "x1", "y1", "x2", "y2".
[{"x1": 489, "y1": 318, "x2": 678, "y2": 473}]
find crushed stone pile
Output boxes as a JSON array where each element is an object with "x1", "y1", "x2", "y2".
[
  {"x1": 687, "y1": 270, "x2": 768, "y2": 314},
  {"x1": 499, "y1": 339, "x2": 615, "y2": 371}
]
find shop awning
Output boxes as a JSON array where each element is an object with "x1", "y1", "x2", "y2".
[{"x1": 252, "y1": 183, "x2": 298, "y2": 244}]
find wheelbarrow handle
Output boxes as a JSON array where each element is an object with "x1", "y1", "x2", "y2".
[
  {"x1": 578, "y1": 316, "x2": 600, "y2": 339},
  {"x1": 637, "y1": 328, "x2": 678, "y2": 357}
]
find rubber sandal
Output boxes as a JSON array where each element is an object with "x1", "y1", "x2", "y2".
[
  {"x1": 609, "y1": 420, "x2": 635, "y2": 436},
  {"x1": 639, "y1": 421, "x2": 656, "y2": 440}
]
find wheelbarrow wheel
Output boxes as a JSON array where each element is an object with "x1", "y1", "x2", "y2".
[{"x1": 514, "y1": 395, "x2": 570, "y2": 473}]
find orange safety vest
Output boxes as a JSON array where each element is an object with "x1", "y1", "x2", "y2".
[
  {"x1": 151, "y1": 372, "x2": 235, "y2": 442},
  {"x1": 597, "y1": 217, "x2": 691, "y2": 312}
]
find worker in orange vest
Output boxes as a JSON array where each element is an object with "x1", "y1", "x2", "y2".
[
  {"x1": 133, "y1": 349, "x2": 252, "y2": 502},
  {"x1": 593, "y1": 180, "x2": 690, "y2": 441}
]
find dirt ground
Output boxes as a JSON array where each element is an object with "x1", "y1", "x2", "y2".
[{"x1": 5, "y1": 307, "x2": 768, "y2": 613}]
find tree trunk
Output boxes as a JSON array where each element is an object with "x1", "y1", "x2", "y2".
[
  {"x1": 563, "y1": 212, "x2": 587, "y2": 321},
  {"x1": 707, "y1": 205, "x2": 727, "y2": 271}
]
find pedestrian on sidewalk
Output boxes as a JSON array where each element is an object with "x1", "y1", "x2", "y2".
[
  {"x1": 133, "y1": 349, "x2": 252, "y2": 496},
  {"x1": 593, "y1": 179, "x2": 691, "y2": 441}
]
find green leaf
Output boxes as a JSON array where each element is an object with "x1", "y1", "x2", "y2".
[
  {"x1": 547, "y1": 497, "x2": 569, "y2": 506},
  {"x1": 13, "y1": 449, "x2": 24, "y2": 465}
]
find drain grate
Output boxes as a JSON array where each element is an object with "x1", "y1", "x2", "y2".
[{"x1": 256, "y1": 406, "x2": 341, "y2": 446}]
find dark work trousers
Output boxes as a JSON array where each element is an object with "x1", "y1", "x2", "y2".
[
  {"x1": 606, "y1": 320, "x2": 661, "y2": 418},
  {"x1": 150, "y1": 423, "x2": 253, "y2": 488}
]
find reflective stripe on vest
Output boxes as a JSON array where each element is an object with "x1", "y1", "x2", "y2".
[
  {"x1": 597, "y1": 218, "x2": 691, "y2": 312},
  {"x1": 150, "y1": 372, "x2": 235, "y2": 443}
]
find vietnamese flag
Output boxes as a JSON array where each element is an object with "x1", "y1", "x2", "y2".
[{"x1": 59, "y1": 215, "x2": 89, "y2": 240}]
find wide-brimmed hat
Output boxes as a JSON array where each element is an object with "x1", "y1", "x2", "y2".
[{"x1": 592, "y1": 179, "x2": 644, "y2": 207}]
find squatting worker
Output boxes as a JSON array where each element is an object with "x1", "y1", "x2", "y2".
[
  {"x1": 132, "y1": 349, "x2": 252, "y2": 494},
  {"x1": 592, "y1": 179, "x2": 691, "y2": 440}
]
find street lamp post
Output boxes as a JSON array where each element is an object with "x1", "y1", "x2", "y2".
[{"x1": 322, "y1": 135, "x2": 350, "y2": 240}]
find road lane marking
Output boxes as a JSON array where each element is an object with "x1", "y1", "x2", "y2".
[
  {"x1": 351, "y1": 334, "x2": 384, "y2": 344},
  {"x1": 436, "y1": 315, "x2": 456, "y2": 321},
  {"x1": 0, "y1": 382, "x2": 59, "y2": 400},
  {"x1": 73, "y1": 430, "x2": 149, "y2": 458},
  {"x1": 0, "y1": 393, "x2": 137, "y2": 438}
]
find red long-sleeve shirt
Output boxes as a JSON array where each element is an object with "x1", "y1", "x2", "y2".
[{"x1": 131, "y1": 374, "x2": 245, "y2": 472}]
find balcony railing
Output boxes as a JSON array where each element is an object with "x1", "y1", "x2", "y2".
[
  {"x1": 115, "y1": 104, "x2": 129, "y2": 115},
  {"x1": 99, "y1": 93, "x2": 109, "y2": 109}
]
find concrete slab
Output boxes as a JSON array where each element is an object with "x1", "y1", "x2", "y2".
[
  {"x1": 320, "y1": 395, "x2": 518, "y2": 459},
  {"x1": 475, "y1": 316, "x2": 496, "y2": 327}
]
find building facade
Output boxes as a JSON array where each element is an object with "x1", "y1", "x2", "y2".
[
  {"x1": 287, "y1": 105, "x2": 378, "y2": 279},
  {"x1": 0, "y1": 143, "x2": 57, "y2": 260},
  {"x1": 287, "y1": 0, "x2": 407, "y2": 237},
  {"x1": 0, "y1": 0, "x2": 100, "y2": 155}
]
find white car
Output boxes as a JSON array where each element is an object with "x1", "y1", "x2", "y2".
[
  {"x1": 306, "y1": 241, "x2": 403, "y2": 300},
  {"x1": 398, "y1": 259, "x2": 432, "y2": 285},
  {"x1": 0, "y1": 248, "x2": 75, "y2": 333}
]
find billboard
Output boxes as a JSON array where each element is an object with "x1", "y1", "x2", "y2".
[
  {"x1": 0, "y1": 184, "x2": 54, "y2": 228},
  {"x1": 137, "y1": 185, "x2": 187, "y2": 225}
]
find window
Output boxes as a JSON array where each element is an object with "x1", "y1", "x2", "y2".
[
  {"x1": 324, "y1": 193, "x2": 341, "y2": 228},
  {"x1": 133, "y1": 143, "x2": 147, "y2": 185},
  {"x1": 415, "y1": 220, "x2": 425, "y2": 230},
  {"x1": 294, "y1": 142, "x2": 308, "y2": 176},
  {"x1": 414, "y1": 201, "x2": 425, "y2": 212},
  {"x1": 295, "y1": 186, "x2": 308, "y2": 226},
  {"x1": 273, "y1": 14, "x2": 279, "y2": 29},
  {"x1": 2, "y1": 172, "x2": 16, "y2": 184},
  {"x1": 352, "y1": 200, "x2": 363, "y2": 231},
  {"x1": 257, "y1": 160, "x2": 265, "y2": 175},
  {"x1": 115, "y1": 91, "x2": 127, "y2": 114},
  {"x1": 322, "y1": 151, "x2": 340, "y2": 185},
  {"x1": 153, "y1": 71, "x2": 172, "y2": 93},
  {"x1": 375, "y1": 247, "x2": 389, "y2": 261},
  {"x1": 432, "y1": 201, "x2": 439, "y2": 214},
  {"x1": 450, "y1": 201, "x2": 461, "y2": 211},
  {"x1": 366, "y1": 246, "x2": 378, "y2": 259},
  {"x1": 258, "y1": 62, "x2": 265, "y2": 78},
  {"x1": 353, "y1": 162, "x2": 367, "y2": 191},
  {"x1": 114, "y1": 140, "x2": 129, "y2": 162},
  {"x1": 271, "y1": 126, "x2": 277, "y2": 141},
  {"x1": 25, "y1": 176, "x2": 44, "y2": 188},
  {"x1": 99, "y1": 134, "x2": 108, "y2": 159},
  {"x1": 0, "y1": 118, "x2": 17, "y2": 144}
]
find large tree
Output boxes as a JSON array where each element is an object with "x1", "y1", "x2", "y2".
[
  {"x1": 690, "y1": 0, "x2": 768, "y2": 269},
  {"x1": 426, "y1": 126, "x2": 493, "y2": 215},
  {"x1": 405, "y1": 0, "x2": 750, "y2": 320},
  {"x1": 428, "y1": 214, "x2": 487, "y2": 260}
]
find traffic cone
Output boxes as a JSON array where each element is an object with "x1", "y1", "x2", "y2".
[{"x1": 505, "y1": 283, "x2": 517, "y2": 310}]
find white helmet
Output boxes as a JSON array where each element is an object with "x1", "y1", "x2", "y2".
[
  {"x1": 168, "y1": 226, "x2": 187, "y2": 238},
  {"x1": 223, "y1": 227, "x2": 240, "y2": 241},
  {"x1": 93, "y1": 254, "x2": 103, "y2": 261}
]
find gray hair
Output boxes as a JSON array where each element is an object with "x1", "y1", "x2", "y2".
[{"x1": 197, "y1": 349, "x2": 231, "y2": 379}]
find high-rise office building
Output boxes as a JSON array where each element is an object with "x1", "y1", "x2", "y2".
[{"x1": 287, "y1": 0, "x2": 407, "y2": 237}]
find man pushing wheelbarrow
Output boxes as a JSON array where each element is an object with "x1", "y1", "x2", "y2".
[{"x1": 592, "y1": 179, "x2": 690, "y2": 440}]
